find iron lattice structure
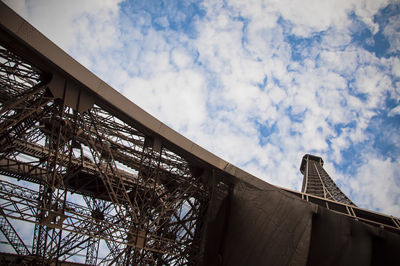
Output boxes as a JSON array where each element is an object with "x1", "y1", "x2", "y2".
[
  {"x1": 1, "y1": 3, "x2": 400, "y2": 265},
  {"x1": 0, "y1": 44, "x2": 210, "y2": 265},
  {"x1": 300, "y1": 154, "x2": 355, "y2": 205}
]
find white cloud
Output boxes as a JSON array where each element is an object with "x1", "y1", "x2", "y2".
[
  {"x1": 171, "y1": 48, "x2": 192, "y2": 69},
  {"x1": 350, "y1": 155, "x2": 400, "y2": 216},
  {"x1": 154, "y1": 16, "x2": 169, "y2": 28},
  {"x1": 384, "y1": 14, "x2": 400, "y2": 54},
  {"x1": 392, "y1": 57, "x2": 400, "y2": 78},
  {"x1": 4, "y1": 0, "x2": 122, "y2": 53},
  {"x1": 388, "y1": 105, "x2": 400, "y2": 116}
]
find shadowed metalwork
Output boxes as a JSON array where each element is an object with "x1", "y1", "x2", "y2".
[{"x1": 0, "y1": 45, "x2": 209, "y2": 265}]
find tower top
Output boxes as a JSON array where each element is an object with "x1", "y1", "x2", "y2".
[
  {"x1": 300, "y1": 154, "x2": 355, "y2": 206},
  {"x1": 300, "y1": 154, "x2": 324, "y2": 174}
]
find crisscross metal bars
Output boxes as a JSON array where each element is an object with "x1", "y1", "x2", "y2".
[
  {"x1": 0, "y1": 43, "x2": 210, "y2": 265},
  {"x1": 300, "y1": 154, "x2": 355, "y2": 205}
]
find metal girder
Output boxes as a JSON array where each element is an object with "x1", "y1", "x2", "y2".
[
  {"x1": 0, "y1": 208, "x2": 30, "y2": 256},
  {"x1": 0, "y1": 43, "x2": 209, "y2": 264}
]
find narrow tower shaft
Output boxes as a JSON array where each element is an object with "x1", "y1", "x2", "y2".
[{"x1": 300, "y1": 154, "x2": 355, "y2": 206}]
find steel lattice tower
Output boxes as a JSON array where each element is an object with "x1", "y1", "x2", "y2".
[
  {"x1": 300, "y1": 154, "x2": 355, "y2": 206},
  {"x1": 0, "y1": 3, "x2": 399, "y2": 265}
]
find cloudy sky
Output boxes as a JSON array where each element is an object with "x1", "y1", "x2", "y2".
[{"x1": 4, "y1": 0, "x2": 400, "y2": 217}]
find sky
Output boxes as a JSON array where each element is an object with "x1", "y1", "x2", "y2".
[{"x1": 4, "y1": 0, "x2": 400, "y2": 217}]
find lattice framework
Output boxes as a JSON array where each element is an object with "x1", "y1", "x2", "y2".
[
  {"x1": 300, "y1": 154, "x2": 355, "y2": 206},
  {"x1": 0, "y1": 45, "x2": 209, "y2": 265}
]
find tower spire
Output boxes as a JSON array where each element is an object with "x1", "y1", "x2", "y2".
[{"x1": 300, "y1": 154, "x2": 355, "y2": 206}]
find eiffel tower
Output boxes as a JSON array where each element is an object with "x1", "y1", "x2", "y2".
[
  {"x1": 300, "y1": 154, "x2": 355, "y2": 206},
  {"x1": 0, "y1": 3, "x2": 399, "y2": 265}
]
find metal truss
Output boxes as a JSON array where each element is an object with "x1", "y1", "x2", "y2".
[
  {"x1": 0, "y1": 44, "x2": 209, "y2": 265},
  {"x1": 300, "y1": 154, "x2": 355, "y2": 205},
  {"x1": 0, "y1": 208, "x2": 30, "y2": 256}
]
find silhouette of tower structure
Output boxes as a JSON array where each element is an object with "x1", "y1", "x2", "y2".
[{"x1": 300, "y1": 154, "x2": 355, "y2": 206}]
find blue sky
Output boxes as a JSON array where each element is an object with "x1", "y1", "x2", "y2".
[{"x1": 5, "y1": 0, "x2": 400, "y2": 217}]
